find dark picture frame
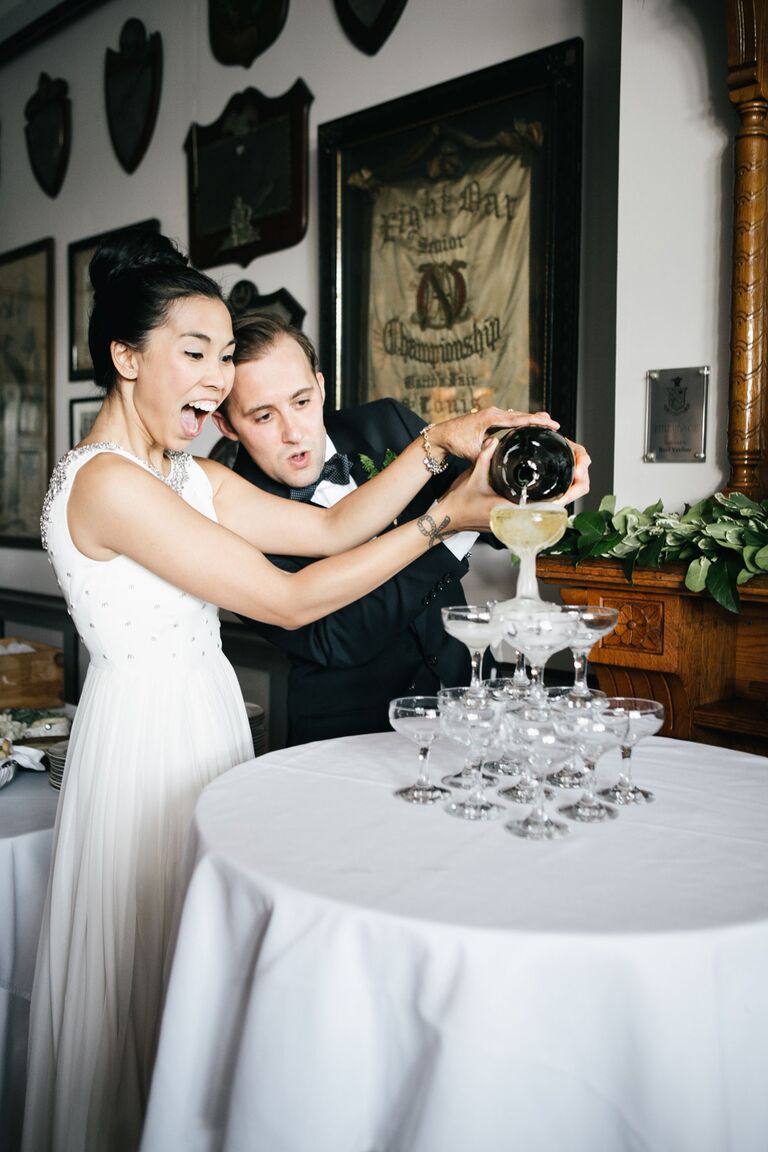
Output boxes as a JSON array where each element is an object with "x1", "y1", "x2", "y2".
[
  {"x1": 68, "y1": 218, "x2": 160, "y2": 380},
  {"x1": 69, "y1": 396, "x2": 102, "y2": 447},
  {"x1": 317, "y1": 40, "x2": 583, "y2": 436},
  {"x1": 184, "y1": 81, "x2": 313, "y2": 270},
  {"x1": 0, "y1": 238, "x2": 54, "y2": 548}
]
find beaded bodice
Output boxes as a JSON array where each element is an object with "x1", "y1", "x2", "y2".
[{"x1": 41, "y1": 443, "x2": 222, "y2": 672}]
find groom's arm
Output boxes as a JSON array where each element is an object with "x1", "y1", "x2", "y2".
[{"x1": 238, "y1": 543, "x2": 468, "y2": 668}]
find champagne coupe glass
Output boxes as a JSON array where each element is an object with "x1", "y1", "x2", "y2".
[
  {"x1": 441, "y1": 604, "x2": 494, "y2": 688},
  {"x1": 438, "y1": 687, "x2": 505, "y2": 821},
  {"x1": 563, "y1": 606, "x2": 619, "y2": 697},
  {"x1": 489, "y1": 502, "x2": 569, "y2": 607},
  {"x1": 484, "y1": 677, "x2": 530, "y2": 779},
  {"x1": 597, "y1": 697, "x2": 665, "y2": 805},
  {"x1": 544, "y1": 686, "x2": 607, "y2": 789},
  {"x1": 551, "y1": 705, "x2": 629, "y2": 823},
  {"x1": 502, "y1": 702, "x2": 571, "y2": 840},
  {"x1": 491, "y1": 604, "x2": 579, "y2": 704},
  {"x1": 388, "y1": 697, "x2": 451, "y2": 805},
  {"x1": 438, "y1": 686, "x2": 498, "y2": 790}
]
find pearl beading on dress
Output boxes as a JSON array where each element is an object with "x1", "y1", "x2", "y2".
[{"x1": 40, "y1": 443, "x2": 191, "y2": 549}]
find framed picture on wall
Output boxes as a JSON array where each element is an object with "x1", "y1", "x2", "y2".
[
  {"x1": 0, "y1": 238, "x2": 54, "y2": 548},
  {"x1": 69, "y1": 396, "x2": 102, "y2": 447},
  {"x1": 317, "y1": 40, "x2": 583, "y2": 437},
  {"x1": 68, "y1": 218, "x2": 160, "y2": 380},
  {"x1": 184, "y1": 82, "x2": 313, "y2": 269}
]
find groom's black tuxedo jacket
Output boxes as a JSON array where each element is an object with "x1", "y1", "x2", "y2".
[{"x1": 233, "y1": 398, "x2": 472, "y2": 745}]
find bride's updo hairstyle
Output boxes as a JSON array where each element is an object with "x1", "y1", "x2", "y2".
[{"x1": 88, "y1": 230, "x2": 226, "y2": 393}]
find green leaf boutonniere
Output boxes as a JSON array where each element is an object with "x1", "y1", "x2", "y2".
[
  {"x1": 359, "y1": 448, "x2": 398, "y2": 479},
  {"x1": 359, "y1": 448, "x2": 400, "y2": 525}
]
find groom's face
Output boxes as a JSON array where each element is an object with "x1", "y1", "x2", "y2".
[{"x1": 213, "y1": 334, "x2": 327, "y2": 488}]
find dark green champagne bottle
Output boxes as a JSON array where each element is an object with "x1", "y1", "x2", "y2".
[{"x1": 487, "y1": 425, "x2": 574, "y2": 503}]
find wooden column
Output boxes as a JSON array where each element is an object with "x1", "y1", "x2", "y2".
[{"x1": 726, "y1": 0, "x2": 768, "y2": 497}]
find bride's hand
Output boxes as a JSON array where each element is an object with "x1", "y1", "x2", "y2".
[
  {"x1": 436, "y1": 439, "x2": 511, "y2": 532},
  {"x1": 425, "y1": 407, "x2": 559, "y2": 463}
]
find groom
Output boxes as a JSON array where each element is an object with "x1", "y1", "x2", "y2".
[{"x1": 211, "y1": 313, "x2": 481, "y2": 745}]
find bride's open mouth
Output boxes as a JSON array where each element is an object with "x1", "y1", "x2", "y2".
[{"x1": 180, "y1": 399, "x2": 218, "y2": 437}]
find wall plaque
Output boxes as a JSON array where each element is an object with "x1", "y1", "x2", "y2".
[
  {"x1": 185, "y1": 81, "x2": 313, "y2": 270},
  {"x1": 644, "y1": 366, "x2": 708, "y2": 463}
]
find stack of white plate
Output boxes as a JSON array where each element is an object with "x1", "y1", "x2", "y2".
[
  {"x1": 245, "y1": 703, "x2": 267, "y2": 757},
  {"x1": 46, "y1": 740, "x2": 69, "y2": 790}
]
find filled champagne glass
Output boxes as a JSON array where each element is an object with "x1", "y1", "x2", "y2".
[
  {"x1": 490, "y1": 503, "x2": 569, "y2": 606},
  {"x1": 441, "y1": 604, "x2": 494, "y2": 688}
]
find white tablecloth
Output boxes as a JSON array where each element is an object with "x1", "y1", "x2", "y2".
[
  {"x1": 142, "y1": 734, "x2": 768, "y2": 1152},
  {"x1": 0, "y1": 770, "x2": 58, "y2": 1150}
]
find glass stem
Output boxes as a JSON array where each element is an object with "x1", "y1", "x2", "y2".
[
  {"x1": 528, "y1": 772, "x2": 548, "y2": 823},
  {"x1": 515, "y1": 551, "x2": 539, "y2": 601},
  {"x1": 571, "y1": 647, "x2": 591, "y2": 696},
  {"x1": 579, "y1": 756, "x2": 598, "y2": 805},
  {"x1": 618, "y1": 745, "x2": 634, "y2": 787},
  {"x1": 467, "y1": 751, "x2": 489, "y2": 807},
  {"x1": 469, "y1": 647, "x2": 485, "y2": 687},
  {"x1": 513, "y1": 650, "x2": 528, "y2": 687},
  {"x1": 415, "y1": 745, "x2": 432, "y2": 789}
]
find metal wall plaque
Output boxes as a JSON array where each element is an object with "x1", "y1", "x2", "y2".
[{"x1": 644, "y1": 366, "x2": 708, "y2": 463}]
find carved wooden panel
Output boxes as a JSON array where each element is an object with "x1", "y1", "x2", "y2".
[{"x1": 601, "y1": 599, "x2": 664, "y2": 656}]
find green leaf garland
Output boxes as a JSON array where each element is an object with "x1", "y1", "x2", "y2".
[{"x1": 546, "y1": 492, "x2": 768, "y2": 613}]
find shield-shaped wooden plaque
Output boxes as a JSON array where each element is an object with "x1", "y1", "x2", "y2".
[
  {"x1": 24, "y1": 73, "x2": 70, "y2": 198},
  {"x1": 332, "y1": 0, "x2": 408, "y2": 55},
  {"x1": 227, "y1": 279, "x2": 306, "y2": 328},
  {"x1": 185, "y1": 80, "x2": 313, "y2": 269},
  {"x1": 105, "y1": 19, "x2": 162, "y2": 174},
  {"x1": 208, "y1": 0, "x2": 289, "y2": 68}
]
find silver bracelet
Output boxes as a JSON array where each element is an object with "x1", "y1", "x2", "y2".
[{"x1": 419, "y1": 425, "x2": 449, "y2": 475}]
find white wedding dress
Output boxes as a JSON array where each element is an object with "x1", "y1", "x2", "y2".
[{"x1": 23, "y1": 445, "x2": 253, "y2": 1152}]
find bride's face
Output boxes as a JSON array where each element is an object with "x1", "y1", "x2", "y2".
[{"x1": 126, "y1": 295, "x2": 236, "y2": 449}]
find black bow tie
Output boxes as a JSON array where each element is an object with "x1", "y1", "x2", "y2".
[{"x1": 288, "y1": 452, "x2": 352, "y2": 502}]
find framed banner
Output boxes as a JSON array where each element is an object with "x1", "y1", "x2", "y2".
[
  {"x1": 0, "y1": 238, "x2": 54, "y2": 548},
  {"x1": 317, "y1": 40, "x2": 583, "y2": 436},
  {"x1": 68, "y1": 218, "x2": 160, "y2": 379}
]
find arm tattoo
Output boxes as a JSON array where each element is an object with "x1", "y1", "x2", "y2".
[{"x1": 416, "y1": 512, "x2": 455, "y2": 548}]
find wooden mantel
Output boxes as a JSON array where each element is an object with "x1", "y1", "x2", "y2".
[{"x1": 538, "y1": 555, "x2": 768, "y2": 754}]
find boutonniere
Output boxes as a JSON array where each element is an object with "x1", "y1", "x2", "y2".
[
  {"x1": 359, "y1": 448, "x2": 398, "y2": 479},
  {"x1": 359, "y1": 449, "x2": 400, "y2": 526}
]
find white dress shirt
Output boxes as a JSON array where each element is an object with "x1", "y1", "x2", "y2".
[{"x1": 312, "y1": 434, "x2": 478, "y2": 561}]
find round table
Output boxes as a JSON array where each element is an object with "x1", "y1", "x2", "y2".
[
  {"x1": 0, "y1": 769, "x2": 59, "y2": 1151},
  {"x1": 142, "y1": 733, "x2": 768, "y2": 1152}
]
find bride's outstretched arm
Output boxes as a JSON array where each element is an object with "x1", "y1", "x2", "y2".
[
  {"x1": 67, "y1": 442, "x2": 509, "y2": 628},
  {"x1": 206, "y1": 406, "x2": 573, "y2": 557}
]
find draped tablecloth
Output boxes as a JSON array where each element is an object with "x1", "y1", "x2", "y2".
[
  {"x1": 142, "y1": 734, "x2": 768, "y2": 1152},
  {"x1": 0, "y1": 770, "x2": 58, "y2": 1150}
]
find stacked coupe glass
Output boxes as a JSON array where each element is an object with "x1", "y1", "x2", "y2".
[{"x1": 389, "y1": 493, "x2": 666, "y2": 840}]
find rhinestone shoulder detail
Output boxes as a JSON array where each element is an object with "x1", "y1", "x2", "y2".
[{"x1": 40, "y1": 443, "x2": 193, "y2": 550}]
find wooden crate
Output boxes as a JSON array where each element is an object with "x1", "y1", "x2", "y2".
[{"x1": 0, "y1": 637, "x2": 65, "y2": 707}]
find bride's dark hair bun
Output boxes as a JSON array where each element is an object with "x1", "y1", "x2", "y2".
[
  {"x1": 89, "y1": 230, "x2": 188, "y2": 295},
  {"x1": 88, "y1": 229, "x2": 225, "y2": 393}
]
